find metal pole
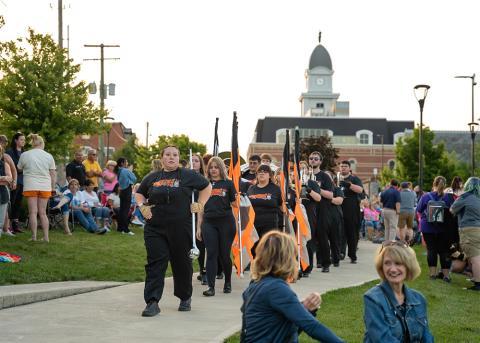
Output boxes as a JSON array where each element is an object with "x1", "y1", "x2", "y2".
[
  {"x1": 471, "y1": 75, "x2": 476, "y2": 175},
  {"x1": 106, "y1": 128, "x2": 111, "y2": 162},
  {"x1": 419, "y1": 104, "x2": 424, "y2": 191},
  {"x1": 58, "y1": 0, "x2": 63, "y2": 49},
  {"x1": 99, "y1": 44, "x2": 105, "y2": 166},
  {"x1": 146, "y1": 121, "x2": 149, "y2": 148}
]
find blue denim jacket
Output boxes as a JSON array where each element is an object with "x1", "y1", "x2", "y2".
[{"x1": 364, "y1": 281, "x2": 434, "y2": 343}]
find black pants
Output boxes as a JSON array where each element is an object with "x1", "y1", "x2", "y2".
[
  {"x1": 304, "y1": 202, "x2": 318, "y2": 273},
  {"x1": 327, "y1": 213, "x2": 342, "y2": 264},
  {"x1": 423, "y1": 232, "x2": 452, "y2": 269},
  {"x1": 144, "y1": 221, "x2": 193, "y2": 303},
  {"x1": 252, "y1": 224, "x2": 278, "y2": 258},
  {"x1": 9, "y1": 184, "x2": 23, "y2": 221},
  {"x1": 202, "y1": 215, "x2": 236, "y2": 288},
  {"x1": 316, "y1": 209, "x2": 337, "y2": 268},
  {"x1": 118, "y1": 185, "x2": 131, "y2": 232},
  {"x1": 342, "y1": 199, "x2": 360, "y2": 261}
]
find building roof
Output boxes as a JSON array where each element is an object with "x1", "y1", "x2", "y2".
[
  {"x1": 309, "y1": 44, "x2": 332, "y2": 70},
  {"x1": 254, "y1": 116, "x2": 414, "y2": 145}
]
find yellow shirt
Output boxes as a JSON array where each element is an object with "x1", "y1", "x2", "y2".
[{"x1": 83, "y1": 159, "x2": 102, "y2": 187}]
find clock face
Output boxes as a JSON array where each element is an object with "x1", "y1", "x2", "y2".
[{"x1": 316, "y1": 78, "x2": 324, "y2": 85}]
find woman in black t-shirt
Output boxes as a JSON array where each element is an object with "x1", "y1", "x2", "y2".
[
  {"x1": 135, "y1": 145, "x2": 211, "y2": 317},
  {"x1": 197, "y1": 157, "x2": 237, "y2": 296},
  {"x1": 247, "y1": 164, "x2": 283, "y2": 256}
]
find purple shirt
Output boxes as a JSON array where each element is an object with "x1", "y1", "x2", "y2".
[{"x1": 416, "y1": 191, "x2": 455, "y2": 233}]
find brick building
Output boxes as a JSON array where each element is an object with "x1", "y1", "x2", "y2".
[{"x1": 247, "y1": 33, "x2": 414, "y2": 187}]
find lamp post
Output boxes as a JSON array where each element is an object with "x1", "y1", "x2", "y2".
[
  {"x1": 455, "y1": 74, "x2": 478, "y2": 175},
  {"x1": 376, "y1": 134, "x2": 384, "y2": 171},
  {"x1": 414, "y1": 84, "x2": 430, "y2": 191},
  {"x1": 104, "y1": 116, "x2": 115, "y2": 162}
]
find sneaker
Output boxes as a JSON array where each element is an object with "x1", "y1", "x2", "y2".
[
  {"x1": 429, "y1": 275, "x2": 437, "y2": 280},
  {"x1": 3, "y1": 230, "x2": 15, "y2": 237},
  {"x1": 436, "y1": 272, "x2": 445, "y2": 279},
  {"x1": 322, "y1": 267, "x2": 330, "y2": 273},
  {"x1": 301, "y1": 272, "x2": 310, "y2": 278},
  {"x1": 466, "y1": 284, "x2": 480, "y2": 291},
  {"x1": 178, "y1": 298, "x2": 191, "y2": 311},
  {"x1": 223, "y1": 282, "x2": 232, "y2": 294},
  {"x1": 333, "y1": 262, "x2": 340, "y2": 267},
  {"x1": 141, "y1": 300, "x2": 160, "y2": 317},
  {"x1": 96, "y1": 228, "x2": 108, "y2": 235},
  {"x1": 132, "y1": 217, "x2": 144, "y2": 226},
  {"x1": 350, "y1": 259, "x2": 357, "y2": 264},
  {"x1": 442, "y1": 277, "x2": 451, "y2": 283},
  {"x1": 216, "y1": 273, "x2": 224, "y2": 280},
  {"x1": 203, "y1": 287, "x2": 215, "y2": 297},
  {"x1": 122, "y1": 231, "x2": 135, "y2": 236},
  {"x1": 103, "y1": 226, "x2": 111, "y2": 233}
]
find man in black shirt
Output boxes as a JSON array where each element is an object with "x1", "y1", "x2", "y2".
[
  {"x1": 309, "y1": 152, "x2": 335, "y2": 272},
  {"x1": 240, "y1": 155, "x2": 260, "y2": 194},
  {"x1": 339, "y1": 160, "x2": 364, "y2": 263},
  {"x1": 66, "y1": 150, "x2": 87, "y2": 188}
]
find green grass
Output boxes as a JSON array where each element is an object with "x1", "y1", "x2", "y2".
[
  {"x1": 226, "y1": 246, "x2": 480, "y2": 343},
  {"x1": 0, "y1": 226, "x2": 149, "y2": 285}
]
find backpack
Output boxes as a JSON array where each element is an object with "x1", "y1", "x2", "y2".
[{"x1": 426, "y1": 193, "x2": 446, "y2": 224}]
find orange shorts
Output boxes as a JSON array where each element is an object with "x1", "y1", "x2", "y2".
[{"x1": 23, "y1": 190, "x2": 52, "y2": 199}]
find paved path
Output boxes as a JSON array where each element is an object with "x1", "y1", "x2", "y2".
[{"x1": 0, "y1": 241, "x2": 380, "y2": 343}]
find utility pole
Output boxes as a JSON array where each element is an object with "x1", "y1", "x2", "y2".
[
  {"x1": 84, "y1": 44, "x2": 120, "y2": 165},
  {"x1": 58, "y1": 0, "x2": 63, "y2": 48}
]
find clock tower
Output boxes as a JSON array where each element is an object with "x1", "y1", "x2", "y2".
[{"x1": 300, "y1": 33, "x2": 349, "y2": 117}]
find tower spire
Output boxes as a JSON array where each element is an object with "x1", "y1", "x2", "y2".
[{"x1": 318, "y1": 31, "x2": 322, "y2": 43}]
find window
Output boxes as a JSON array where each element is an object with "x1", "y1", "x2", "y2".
[
  {"x1": 316, "y1": 103, "x2": 324, "y2": 109},
  {"x1": 356, "y1": 130, "x2": 373, "y2": 145},
  {"x1": 359, "y1": 133, "x2": 369, "y2": 144},
  {"x1": 349, "y1": 159, "x2": 357, "y2": 172},
  {"x1": 388, "y1": 160, "x2": 396, "y2": 170}
]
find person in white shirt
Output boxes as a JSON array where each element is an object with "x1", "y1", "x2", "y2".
[
  {"x1": 82, "y1": 179, "x2": 111, "y2": 231},
  {"x1": 17, "y1": 134, "x2": 56, "y2": 242}
]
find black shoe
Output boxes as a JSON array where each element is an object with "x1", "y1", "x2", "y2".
[
  {"x1": 223, "y1": 282, "x2": 232, "y2": 294},
  {"x1": 322, "y1": 267, "x2": 330, "y2": 273},
  {"x1": 442, "y1": 277, "x2": 451, "y2": 283},
  {"x1": 429, "y1": 275, "x2": 437, "y2": 280},
  {"x1": 178, "y1": 298, "x2": 191, "y2": 311},
  {"x1": 141, "y1": 300, "x2": 160, "y2": 317},
  {"x1": 203, "y1": 287, "x2": 215, "y2": 297},
  {"x1": 301, "y1": 272, "x2": 310, "y2": 278},
  {"x1": 316, "y1": 264, "x2": 322, "y2": 268},
  {"x1": 333, "y1": 263, "x2": 340, "y2": 267},
  {"x1": 436, "y1": 272, "x2": 445, "y2": 279},
  {"x1": 196, "y1": 274, "x2": 202, "y2": 281},
  {"x1": 96, "y1": 228, "x2": 108, "y2": 235},
  {"x1": 339, "y1": 253, "x2": 345, "y2": 260},
  {"x1": 350, "y1": 259, "x2": 357, "y2": 264},
  {"x1": 216, "y1": 273, "x2": 224, "y2": 280},
  {"x1": 467, "y1": 284, "x2": 480, "y2": 291},
  {"x1": 201, "y1": 274, "x2": 208, "y2": 285}
]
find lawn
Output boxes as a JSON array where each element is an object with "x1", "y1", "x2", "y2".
[
  {"x1": 0, "y1": 226, "x2": 149, "y2": 285},
  {"x1": 225, "y1": 246, "x2": 480, "y2": 343}
]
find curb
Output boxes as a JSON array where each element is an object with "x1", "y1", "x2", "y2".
[{"x1": 0, "y1": 281, "x2": 127, "y2": 310}]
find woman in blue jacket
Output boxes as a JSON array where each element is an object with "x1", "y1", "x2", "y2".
[
  {"x1": 241, "y1": 231, "x2": 344, "y2": 343},
  {"x1": 364, "y1": 240, "x2": 434, "y2": 342}
]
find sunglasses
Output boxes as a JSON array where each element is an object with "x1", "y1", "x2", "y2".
[
  {"x1": 257, "y1": 170, "x2": 269, "y2": 174},
  {"x1": 309, "y1": 157, "x2": 321, "y2": 161}
]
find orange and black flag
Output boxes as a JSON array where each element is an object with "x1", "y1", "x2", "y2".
[
  {"x1": 229, "y1": 112, "x2": 257, "y2": 276},
  {"x1": 293, "y1": 128, "x2": 311, "y2": 271}
]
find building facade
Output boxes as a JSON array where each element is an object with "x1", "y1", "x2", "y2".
[{"x1": 248, "y1": 33, "x2": 414, "y2": 183}]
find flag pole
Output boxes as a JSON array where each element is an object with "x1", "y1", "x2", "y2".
[{"x1": 188, "y1": 149, "x2": 200, "y2": 259}]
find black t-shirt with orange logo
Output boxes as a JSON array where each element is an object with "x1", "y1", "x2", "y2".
[
  {"x1": 204, "y1": 179, "x2": 236, "y2": 219},
  {"x1": 247, "y1": 182, "x2": 282, "y2": 229},
  {"x1": 137, "y1": 168, "x2": 209, "y2": 226}
]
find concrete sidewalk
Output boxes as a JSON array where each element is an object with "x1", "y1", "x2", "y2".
[{"x1": 0, "y1": 241, "x2": 380, "y2": 343}]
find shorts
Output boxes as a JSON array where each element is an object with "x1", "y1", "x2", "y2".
[
  {"x1": 398, "y1": 212, "x2": 414, "y2": 229},
  {"x1": 23, "y1": 190, "x2": 52, "y2": 199},
  {"x1": 459, "y1": 227, "x2": 480, "y2": 258}
]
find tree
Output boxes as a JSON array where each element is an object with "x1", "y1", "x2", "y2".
[
  {"x1": 113, "y1": 135, "x2": 139, "y2": 166},
  {"x1": 0, "y1": 29, "x2": 105, "y2": 160},
  {"x1": 393, "y1": 126, "x2": 469, "y2": 188},
  {"x1": 299, "y1": 135, "x2": 339, "y2": 172},
  {"x1": 155, "y1": 134, "x2": 207, "y2": 160}
]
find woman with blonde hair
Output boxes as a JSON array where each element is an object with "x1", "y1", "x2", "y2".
[
  {"x1": 241, "y1": 231, "x2": 344, "y2": 343},
  {"x1": 364, "y1": 241, "x2": 433, "y2": 342},
  {"x1": 102, "y1": 160, "x2": 117, "y2": 196},
  {"x1": 416, "y1": 176, "x2": 456, "y2": 281},
  {"x1": 17, "y1": 134, "x2": 56, "y2": 242},
  {"x1": 196, "y1": 156, "x2": 236, "y2": 296},
  {"x1": 151, "y1": 159, "x2": 162, "y2": 172}
]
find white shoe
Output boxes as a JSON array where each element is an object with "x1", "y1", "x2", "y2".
[
  {"x1": 4, "y1": 230, "x2": 15, "y2": 237},
  {"x1": 131, "y1": 218, "x2": 144, "y2": 226},
  {"x1": 122, "y1": 231, "x2": 135, "y2": 236},
  {"x1": 103, "y1": 226, "x2": 111, "y2": 233}
]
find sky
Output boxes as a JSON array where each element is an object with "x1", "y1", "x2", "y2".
[{"x1": 1, "y1": 0, "x2": 480, "y2": 157}]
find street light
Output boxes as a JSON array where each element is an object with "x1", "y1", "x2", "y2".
[
  {"x1": 376, "y1": 134, "x2": 384, "y2": 171},
  {"x1": 414, "y1": 84, "x2": 430, "y2": 191},
  {"x1": 455, "y1": 74, "x2": 478, "y2": 175},
  {"x1": 104, "y1": 116, "x2": 115, "y2": 162}
]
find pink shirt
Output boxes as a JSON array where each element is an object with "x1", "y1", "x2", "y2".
[
  {"x1": 102, "y1": 169, "x2": 117, "y2": 192},
  {"x1": 364, "y1": 208, "x2": 379, "y2": 222}
]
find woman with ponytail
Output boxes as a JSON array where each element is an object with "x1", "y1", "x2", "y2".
[
  {"x1": 114, "y1": 157, "x2": 137, "y2": 235},
  {"x1": 17, "y1": 134, "x2": 56, "y2": 242},
  {"x1": 416, "y1": 176, "x2": 456, "y2": 282}
]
